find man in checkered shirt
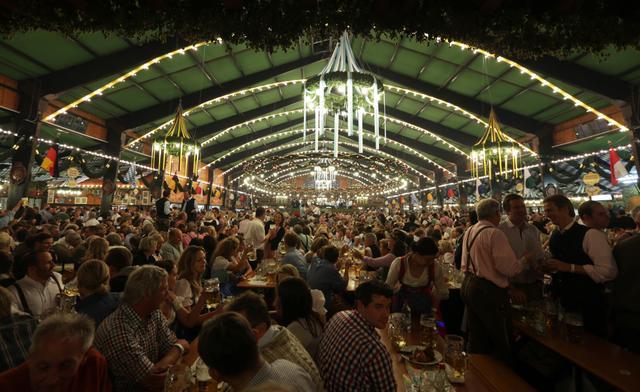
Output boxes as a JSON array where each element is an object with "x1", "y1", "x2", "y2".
[
  {"x1": 318, "y1": 280, "x2": 396, "y2": 391},
  {"x1": 95, "y1": 265, "x2": 189, "y2": 391}
]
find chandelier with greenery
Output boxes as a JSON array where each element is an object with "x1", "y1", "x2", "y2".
[
  {"x1": 303, "y1": 31, "x2": 384, "y2": 157},
  {"x1": 151, "y1": 105, "x2": 200, "y2": 178},
  {"x1": 470, "y1": 108, "x2": 521, "y2": 179}
]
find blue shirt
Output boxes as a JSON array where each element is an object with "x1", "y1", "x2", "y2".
[
  {"x1": 76, "y1": 292, "x2": 120, "y2": 327},
  {"x1": 307, "y1": 259, "x2": 347, "y2": 310},
  {"x1": 281, "y1": 249, "x2": 308, "y2": 280}
]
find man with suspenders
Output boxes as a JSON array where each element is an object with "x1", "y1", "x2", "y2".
[
  {"x1": 460, "y1": 199, "x2": 533, "y2": 363},
  {"x1": 9, "y1": 250, "x2": 63, "y2": 318}
]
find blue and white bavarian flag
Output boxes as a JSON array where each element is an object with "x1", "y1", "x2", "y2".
[{"x1": 125, "y1": 164, "x2": 137, "y2": 188}]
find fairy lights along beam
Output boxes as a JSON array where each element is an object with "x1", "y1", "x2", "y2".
[
  {"x1": 445, "y1": 40, "x2": 629, "y2": 134},
  {"x1": 243, "y1": 162, "x2": 389, "y2": 188},
  {"x1": 243, "y1": 172, "x2": 409, "y2": 198},
  {"x1": 238, "y1": 154, "x2": 421, "y2": 189},
  {"x1": 385, "y1": 85, "x2": 538, "y2": 157},
  {"x1": 202, "y1": 126, "x2": 454, "y2": 175},
  {"x1": 199, "y1": 108, "x2": 468, "y2": 159},
  {"x1": 263, "y1": 157, "x2": 401, "y2": 184},
  {"x1": 44, "y1": 41, "x2": 217, "y2": 123},
  {"x1": 126, "y1": 79, "x2": 306, "y2": 147},
  {"x1": 220, "y1": 140, "x2": 433, "y2": 183}
]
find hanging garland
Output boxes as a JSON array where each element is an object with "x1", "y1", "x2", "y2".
[{"x1": 2, "y1": 2, "x2": 640, "y2": 58}]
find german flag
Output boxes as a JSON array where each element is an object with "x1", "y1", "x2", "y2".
[{"x1": 40, "y1": 146, "x2": 57, "y2": 176}]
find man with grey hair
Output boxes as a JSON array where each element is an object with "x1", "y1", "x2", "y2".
[
  {"x1": 0, "y1": 312, "x2": 111, "y2": 391},
  {"x1": 95, "y1": 265, "x2": 189, "y2": 391},
  {"x1": 160, "y1": 228, "x2": 183, "y2": 263},
  {"x1": 460, "y1": 198, "x2": 531, "y2": 363}
]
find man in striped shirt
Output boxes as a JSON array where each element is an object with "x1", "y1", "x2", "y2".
[{"x1": 317, "y1": 280, "x2": 395, "y2": 392}]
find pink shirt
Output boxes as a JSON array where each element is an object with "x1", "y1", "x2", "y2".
[{"x1": 461, "y1": 220, "x2": 525, "y2": 288}]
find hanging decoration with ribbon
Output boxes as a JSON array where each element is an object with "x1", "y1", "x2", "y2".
[
  {"x1": 151, "y1": 104, "x2": 200, "y2": 178},
  {"x1": 470, "y1": 108, "x2": 522, "y2": 179}
]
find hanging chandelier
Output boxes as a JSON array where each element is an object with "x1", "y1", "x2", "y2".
[
  {"x1": 303, "y1": 31, "x2": 385, "y2": 157},
  {"x1": 470, "y1": 108, "x2": 521, "y2": 179},
  {"x1": 312, "y1": 164, "x2": 337, "y2": 190},
  {"x1": 151, "y1": 105, "x2": 200, "y2": 178}
]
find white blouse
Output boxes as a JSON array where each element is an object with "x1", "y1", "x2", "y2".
[{"x1": 385, "y1": 257, "x2": 449, "y2": 301}]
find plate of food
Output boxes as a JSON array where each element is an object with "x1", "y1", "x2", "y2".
[{"x1": 400, "y1": 345, "x2": 443, "y2": 366}]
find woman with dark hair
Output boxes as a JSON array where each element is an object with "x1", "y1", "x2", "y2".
[
  {"x1": 356, "y1": 229, "x2": 408, "y2": 272},
  {"x1": 386, "y1": 237, "x2": 448, "y2": 317},
  {"x1": 275, "y1": 277, "x2": 325, "y2": 358},
  {"x1": 201, "y1": 235, "x2": 218, "y2": 279}
]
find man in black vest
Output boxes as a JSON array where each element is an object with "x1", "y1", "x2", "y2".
[
  {"x1": 182, "y1": 190, "x2": 197, "y2": 222},
  {"x1": 155, "y1": 189, "x2": 171, "y2": 230},
  {"x1": 543, "y1": 195, "x2": 617, "y2": 337}
]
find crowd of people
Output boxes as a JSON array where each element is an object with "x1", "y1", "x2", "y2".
[{"x1": 0, "y1": 190, "x2": 638, "y2": 391}]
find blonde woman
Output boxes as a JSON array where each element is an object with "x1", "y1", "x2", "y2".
[
  {"x1": 81, "y1": 236, "x2": 109, "y2": 265},
  {"x1": 175, "y1": 246, "x2": 207, "y2": 307},
  {"x1": 75, "y1": 259, "x2": 119, "y2": 327},
  {"x1": 305, "y1": 235, "x2": 329, "y2": 265},
  {"x1": 133, "y1": 236, "x2": 158, "y2": 266},
  {"x1": 156, "y1": 260, "x2": 216, "y2": 339},
  {"x1": 175, "y1": 246, "x2": 209, "y2": 340}
]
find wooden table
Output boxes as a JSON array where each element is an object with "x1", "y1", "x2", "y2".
[
  {"x1": 236, "y1": 272, "x2": 276, "y2": 289},
  {"x1": 378, "y1": 323, "x2": 535, "y2": 392},
  {"x1": 514, "y1": 320, "x2": 640, "y2": 391}
]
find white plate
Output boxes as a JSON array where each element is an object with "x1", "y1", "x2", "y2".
[{"x1": 400, "y1": 346, "x2": 443, "y2": 366}]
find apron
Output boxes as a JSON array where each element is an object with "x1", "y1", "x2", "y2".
[{"x1": 391, "y1": 255, "x2": 435, "y2": 317}]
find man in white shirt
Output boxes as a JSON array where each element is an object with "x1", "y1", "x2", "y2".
[
  {"x1": 499, "y1": 194, "x2": 545, "y2": 302},
  {"x1": 244, "y1": 207, "x2": 266, "y2": 265},
  {"x1": 544, "y1": 196, "x2": 617, "y2": 336},
  {"x1": 578, "y1": 200, "x2": 611, "y2": 230},
  {"x1": 238, "y1": 213, "x2": 252, "y2": 236},
  {"x1": 9, "y1": 250, "x2": 63, "y2": 318}
]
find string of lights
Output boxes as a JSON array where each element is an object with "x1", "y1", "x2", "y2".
[
  {"x1": 202, "y1": 126, "x2": 453, "y2": 175},
  {"x1": 385, "y1": 85, "x2": 538, "y2": 157},
  {"x1": 44, "y1": 41, "x2": 217, "y2": 123},
  {"x1": 127, "y1": 79, "x2": 305, "y2": 147},
  {"x1": 221, "y1": 140, "x2": 433, "y2": 183},
  {"x1": 446, "y1": 40, "x2": 628, "y2": 133}
]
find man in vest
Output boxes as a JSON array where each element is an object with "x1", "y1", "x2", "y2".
[
  {"x1": 155, "y1": 189, "x2": 171, "y2": 225},
  {"x1": 543, "y1": 195, "x2": 617, "y2": 337},
  {"x1": 181, "y1": 190, "x2": 197, "y2": 222}
]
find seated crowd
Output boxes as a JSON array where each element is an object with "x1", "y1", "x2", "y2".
[{"x1": 0, "y1": 193, "x2": 637, "y2": 391}]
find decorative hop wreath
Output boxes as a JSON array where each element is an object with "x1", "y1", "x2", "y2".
[{"x1": 304, "y1": 72, "x2": 384, "y2": 113}]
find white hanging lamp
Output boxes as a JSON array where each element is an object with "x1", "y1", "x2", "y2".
[{"x1": 303, "y1": 31, "x2": 385, "y2": 157}]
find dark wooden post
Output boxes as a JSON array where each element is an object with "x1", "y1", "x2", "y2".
[
  {"x1": 100, "y1": 122, "x2": 125, "y2": 215},
  {"x1": 7, "y1": 81, "x2": 44, "y2": 210},
  {"x1": 434, "y1": 170, "x2": 444, "y2": 208},
  {"x1": 206, "y1": 167, "x2": 214, "y2": 209}
]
